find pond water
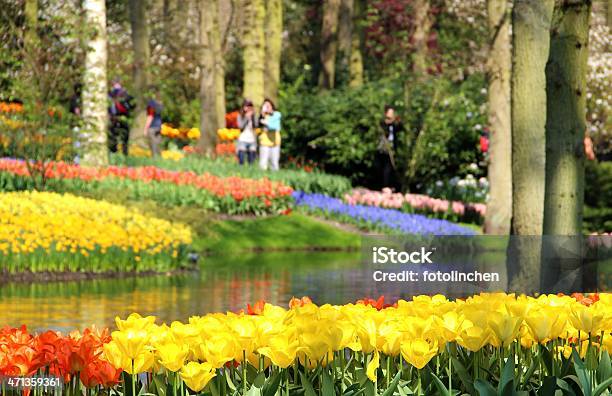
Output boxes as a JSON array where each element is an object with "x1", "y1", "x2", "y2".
[
  {"x1": 2, "y1": 252, "x2": 365, "y2": 332},
  {"x1": 2, "y1": 250, "x2": 607, "y2": 332}
]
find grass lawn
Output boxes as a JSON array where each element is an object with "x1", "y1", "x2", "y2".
[
  {"x1": 194, "y1": 213, "x2": 361, "y2": 253},
  {"x1": 113, "y1": 199, "x2": 361, "y2": 253}
]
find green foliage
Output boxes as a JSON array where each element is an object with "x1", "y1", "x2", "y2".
[
  {"x1": 280, "y1": 78, "x2": 404, "y2": 185},
  {"x1": 585, "y1": 161, "x2": 612, "y2": 210},
  {"x1": 279, "y1": 75, "x2": 487, "y2": 191},
  {"x1": 584, "y1": 161, "x2": 612, "y2": 233}
]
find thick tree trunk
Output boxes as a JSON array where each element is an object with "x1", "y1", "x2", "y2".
[
  {"x1": 511, "y1": 0, "x2": 554, "y2": 236},
  {"x1": 348, "y1": 0, "x2": 363, "y2": 87},
  {"x1": 81, "y1": 0, "x2": 108, "y2": 166},
  {"x1": 128, "y1": 0, "x2": 150, "y2": 148},
  {"x1": 242, "y1": 0, "x2": 266, "y2": 107},
  {"x1": 543, "y1": 0, "x2": 591, "y2": 236},
  {"x1": 507, "y1": 0, "x2": 554, "y2": 294},
  {"x1": 540, "y1": 1, "x2": 592, "y2": 295},
  {"x1": 411, "y1": 0, "x2": 432, "y2": 77},
  {"x1": 337, "y1": 0, "x2": 353, "y2": 74},
  {"x1": 319, "y1": 0, "x2": 341, "y2": 90},
  {"x1": 484, "y1": 0, "x2": 512, "y2": 235},
  {"x1": 198, "y1": 0, "x2": 222, "y2": 154},
  {"x1": 264, "y1": 0, "x2": 282, "y2": 102}
]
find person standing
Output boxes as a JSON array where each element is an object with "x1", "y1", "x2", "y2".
[
  {"x1": 143, "y1": 86, "x2": 163, "y2": 157},
  {"x1": 378, "y1": 105, "x2": 404, "y2": 190},
  {"x1": 236, "y1": 99, "x2": 258, "y2": 165},
  {"x1": 108, "y1": 82, "x2": 134, "y2": 156},
  {"x1": 258, "y1": 98, "x2": 282, "y2": 171}
]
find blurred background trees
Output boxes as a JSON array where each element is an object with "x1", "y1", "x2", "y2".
[{"x1": 0, "y1": 0, "x2": 610, "y2": 233}]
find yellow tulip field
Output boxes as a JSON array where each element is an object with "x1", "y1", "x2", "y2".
[
  {"x1": 96, "y1": 293, "x2": 612, "y2": 395},
  {"x1": 0, "y1": 191, "x2": 192, "y2": 274}
]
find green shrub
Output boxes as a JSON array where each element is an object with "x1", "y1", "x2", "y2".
[
  {"x1": 585, "y1": 160, "x2": 612, "y2": 209},
  {"x1": 278, "y1": 75, "x2": 487, "y2": 191}
]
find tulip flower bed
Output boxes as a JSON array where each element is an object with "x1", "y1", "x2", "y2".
[
  {"x1": 0, "y1": 191, "x2": 192, "y2": 274},
  {"x1": 1, "y1": 293, "x2": 610, "y2": 395},
  {"x1": 0, "y1": 158, "x2": 294, "y2": 215},
  {"x1": 119, "y1": 156, "x2": 353, "y2": 198},
  {"x1": 345, "y1": 188, "x2": 487, "y2": 225},
  {"x1": 294, "y1": 191, "x2": 477, "y2": 235}
]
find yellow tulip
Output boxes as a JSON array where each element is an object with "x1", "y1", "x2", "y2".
[
  {"x1": 400, "y1": 338, "x2": 438, "y2": 369},
  {"x1": 156, "y1": 342, "x2": 189, "y2": 372},
  {"x1": 127, "y1": 351, "x2": 155, "y2": 374},
  {"x1": 457, "y1": 326, "x2": 489, "y2": 352},
  {"x1": 570, "y1": 304, "x2": 606, "y2": 334},
  {"x1": 203, "y1": 334, "x2": 240, "y2": 369},
  {"x1": 180, "y1": 362, "x2": 216, "y2": 392},
  {"x1": 258, "y1": 333, "x2": 299, "y2": 368},
  {"x1": 366, "y1": 350, "x2": 380, "y2": 382},
  {"x1": 112, "y1": 329, "x2": 150, "y2": 359},
  {"x1": 487, "y1": 312, "x2": 522, "y2": 347},
  {"x1": 116, "y1": 313, "x2": 156, "y2": 331}
]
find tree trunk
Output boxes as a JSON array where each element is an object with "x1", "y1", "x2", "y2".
[
  {"x1": 81, "y1": 0, "x2": 109, "y2": 167},
  {"x1": 128, "y1": 0, "x2": 150, "y2": 148},
  {"x1": 337, "y1": 0, "x2": 353, "y2": 76},
  {"x1": 484, "y1": 0, "x2": 512, "y2": 235},
  {"x1": 242, "y1": 0, "x2": 266, "y2": 107},
  {"x1": 319, "y1": 0, "x2": 341, "y2": 90},
  {"x1": 198, "y1": 0, "x2": 222, "y2": 154},
  {"x1": 507, "y1": 0, "x2": 554, "y2": 294},
  {"x1": 24, "y1": 0, "x2": 37, "y2": 47},
  {"x1": 543, "y1": 0, "x2": 591, "y2": 236},
  {"x1": 411, "y1": 0, "x2": 432, "y2": 77},
  {"x1": 264, "y1": 0, "x2": 282, "y2": 102},
  {"x1": 511, "y1": 0, "x2": 555, "y2": 236},
  {"x1": 214, "y1": 0, "x2": 226, "y2": 134},
  {"x1": 348, "y1": 0, "x2": 363, "y2": 87}
]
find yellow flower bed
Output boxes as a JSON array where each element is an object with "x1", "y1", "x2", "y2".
[
  {"x1": 104, "y1": 293, "x2": 612, "y2": 393},
  {"x1": 0, "y1": 191, "x2": 192, "y2": 273}
]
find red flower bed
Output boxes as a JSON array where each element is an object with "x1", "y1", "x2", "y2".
[
  {"x1": 0, "y1": 159, "x2": 293, "y2": 201},
  {"x1": 0, "y1": 326, "x2": 120, "y2": 388}
]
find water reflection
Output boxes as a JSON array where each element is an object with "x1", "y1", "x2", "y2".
[
  {"x1": 2, "y1": 250, "x2": 607, "y2": 332},
  {"x1": 0, "y1": 252, "x2": 360, "y2": 332}
]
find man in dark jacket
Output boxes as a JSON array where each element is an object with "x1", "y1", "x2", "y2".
[
  {"x1": 108, "y1": 80, "x2": 134, "y2": 156},
  {"x1": 377, "y1": 105, "x2": 404, "y2": 190}
]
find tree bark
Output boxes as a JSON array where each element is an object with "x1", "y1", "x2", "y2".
[
  {"x1": 81, "y1": 0, "x2": 109, "y2": 166},
  {"x1": 337, "y1": 0, "x2": 353, "y2": 63},
  {"x1": 507, "y1": 0, "x2": 554, "y2": 294},
  {"x1": 511, "y1": 0, "x2": 555, "y2": 236},
  {"x1": 198, "y1": 0, "x2": 223, "y2": 154},
  {"x1": 348, "y1": 0, "x2": 363, "y2": 87},
  {"x1": 128, "y1": 0, "x2": 151, "y2": 148},
  {"x1": 543, "y1": 0, "x2": 591, "y2": 235},
  {"x1": 319, "y1": 0, "x2": 341, "y2": 90},
  {"x1": 242, "y1": 0, "x2": 266, "y2": 107},
  {"x1": 484, "y1": 0, "x2": 512, "y2": 235},
  {"x1": 264, "y1": 0, "x2": 282, "y2": 102},
  {"x1": 411, "y1": 0, "x2": 432, "y2": 77},
  {"x1": 24, "y1": 0, "x2": 37, "y2": 48}
]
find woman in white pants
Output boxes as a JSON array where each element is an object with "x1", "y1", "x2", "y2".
[{"x1": 258, "y1": 99, "x2": 282, "y2": 170}]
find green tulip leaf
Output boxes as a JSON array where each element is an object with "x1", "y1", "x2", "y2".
[
  {"x1": 593, "y1": 377, "x2": 612, "y2": 396},
  {"x1": 381, "y1": 371, "x2": 402, "y2": 396},
  {"x1": 572, "y1": 349, "x2": 592, "y2": 396},
  {"x1": 261, "y1": 372, "x2": 281, "y2": 396},
  {"x1": 474, "y1": 379, "x2": 497, "y2": 396},
  {"x1": 299, "y1": 371, "x2": 317, "y2": 396},
  {"x1": 597, "y1": 351, "x2": 611, "y2": 384}
]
